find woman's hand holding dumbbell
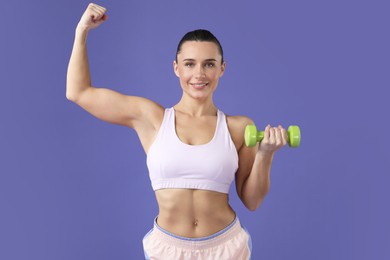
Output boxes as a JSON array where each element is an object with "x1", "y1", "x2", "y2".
[{"x1": 245, "y1": 124, "x2": 301, "y2": 150}]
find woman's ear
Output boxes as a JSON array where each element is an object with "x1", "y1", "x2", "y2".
[
  {"x1": 173, "y1": 60, "x2": 180, "y2": 78},
  {"x1": 219, "y1": 61, "x2": 226, "y2": 77}
]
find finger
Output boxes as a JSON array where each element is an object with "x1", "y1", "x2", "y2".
[
  {"x1": 263, "y1": 125, "x2": 271, "y2": 142},
  {"x1": 269, "y1": 126, "x2": 276, "y2": 145},
  {"x1": 274, "y1": 127, "x2": 282, "y2": 146},
  {"x1": 91, "y1": 10, "x2": 105, "y2": 21},
  {"x1": 282, "y1": 128, "x2": 288, "y2": 145},
  {"x1": 91, "y1": 5, "x2": 106, "y2": 17},
  {"x1": 88, "y1": 3, "x2": 104, "y2": 11},
  {"x1": 96, "y1": 6, "x2": 107, "y2": 14},
  {"x1": 279, "y1": 125, "x2": 288, "y2": 146}
]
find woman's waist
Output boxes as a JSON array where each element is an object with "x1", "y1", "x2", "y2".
[
  {"x1": 152, "y1": 215, "x2": 243, "y2": 247},
  {"x1": 155, "y1": 189, "x2": 236, "y2": 237},
  {"x1": 156, "y1": 210, "x2": 236, "y2": 238}
]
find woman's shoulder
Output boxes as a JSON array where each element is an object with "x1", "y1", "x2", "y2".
[
  {"x1": 224, "y1": 112, "x2": 254, "y2": 129},
  {"x1": 224, "y1": 113, "x2": 254, "y2": 150}
]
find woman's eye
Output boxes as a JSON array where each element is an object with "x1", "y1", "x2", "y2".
[
  {"x1": 205, "y1": 63, "x2": 215, "y2": 68},
  {"x1": 185, "y1": 63, "x2": 194, "y2": 67}
]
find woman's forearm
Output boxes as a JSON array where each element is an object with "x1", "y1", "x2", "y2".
[
  {"x1": 66, "y1": 27, "x2": 92, "y2": 101},
  {"x1": 66, "y1": 3, "x2": 108, "y2": 101},
  {"x1": 242, "y1": 151, "x2": 274, "y2": 211}
]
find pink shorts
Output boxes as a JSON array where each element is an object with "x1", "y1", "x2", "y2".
[{"x1": 142, "y1": 217, "x2": 252, "y2": 260}]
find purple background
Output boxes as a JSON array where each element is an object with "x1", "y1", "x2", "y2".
[{"x1": 1, "y1": 0, "x2": 389, "y2": 259}]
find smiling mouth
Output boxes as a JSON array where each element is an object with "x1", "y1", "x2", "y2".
[{"x1": 190, "y1": 83, "x2": 209, "y2": 89}]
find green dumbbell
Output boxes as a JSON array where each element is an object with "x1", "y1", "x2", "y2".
[{"x1": 245, "y1": 125, "x2": 301, "y2": 148}]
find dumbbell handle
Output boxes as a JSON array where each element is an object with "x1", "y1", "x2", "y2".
[
  {"x1": 254, "y1": 131, "x2": 265, "y2": 142},
  {"x1": 245, "y1": 125, "x2": 301, "y2": 148}
]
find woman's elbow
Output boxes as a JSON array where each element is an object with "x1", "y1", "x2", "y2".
[
  {"x1": 246, "y1": 200, "x2": 262, "y2": 212},
  {"x1": 65, "y1": 85, "x2": 84, "y2": 102},
  {"x1": 66, "y1": 91, "x2": 75, "y2": 101},
  {"x1": 247, "y1": 205, "x2": 258, "y2": 212},
  {"x1": 244, "y1": 192, "x2": 269, "y2": 211},
  {"x1": 66, "y1": 82, "x2": 76, "y2": 101},
  {"x1": 66, "y1": 91, "x2": 79, "y2": 103}
]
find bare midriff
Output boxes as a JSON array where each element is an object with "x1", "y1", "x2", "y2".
[{"x1": 155, "y1": 189, "x2": 236, "y2": 238}]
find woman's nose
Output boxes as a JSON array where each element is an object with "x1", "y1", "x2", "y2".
[{"x1": 195, "y1": 65, "x2": 206, "y2": 78}]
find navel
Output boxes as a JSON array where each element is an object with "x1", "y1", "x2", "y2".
[{"x1": 193, "y1": 219, "x2": 198, "y2": 227}]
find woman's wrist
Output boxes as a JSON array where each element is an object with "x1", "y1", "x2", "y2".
[
  {"x1": 256, "y1": 150, "x2": 274, "y2": 163},
  {"x1": 74, "y1": 25, "x2": 89, "y2": 44},
  {"x1": 75, "y1": 23, "x2": 90, "y2": 35}
]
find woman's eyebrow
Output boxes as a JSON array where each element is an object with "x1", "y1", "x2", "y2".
[{"x1": 182, "y1": 58, "x2": 217, "y2": 62}]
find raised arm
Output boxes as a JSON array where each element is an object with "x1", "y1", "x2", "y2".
[
  {"x1": 66, "y1": 3, "x2": 163, "y2": 133},
  {"x1": 66, "y1": 3, "x2": 109, "y2": 105}
]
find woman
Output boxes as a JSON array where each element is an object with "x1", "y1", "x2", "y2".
[{"x1": 67, "y1": 3, "x2": 288, "y2": 259}]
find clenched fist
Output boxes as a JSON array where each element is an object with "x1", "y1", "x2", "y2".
[{"x1": 77, "y1": 3, "x2": 108, "y2": 31}]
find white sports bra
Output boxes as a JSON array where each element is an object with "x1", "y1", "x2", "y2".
[{"x1": 146, "y1": 108, "x2": 239, "y2": 194}]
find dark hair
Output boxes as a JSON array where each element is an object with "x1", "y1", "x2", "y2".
[{"x1": 176, "y1": 29, "x2": 224, "y2": 63}]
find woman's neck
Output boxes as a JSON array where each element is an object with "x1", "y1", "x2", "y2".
[{"x1": 174, "y1": 95, "x2": 217, "y2": 117}]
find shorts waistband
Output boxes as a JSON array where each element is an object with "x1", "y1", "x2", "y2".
[{"x1": 152, "y1": 216, "x2": 242, "y2": 250}]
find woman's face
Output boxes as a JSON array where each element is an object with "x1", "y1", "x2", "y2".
[{"x1": 174, "y1": 41, "x2": 225, "y2": 101}]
